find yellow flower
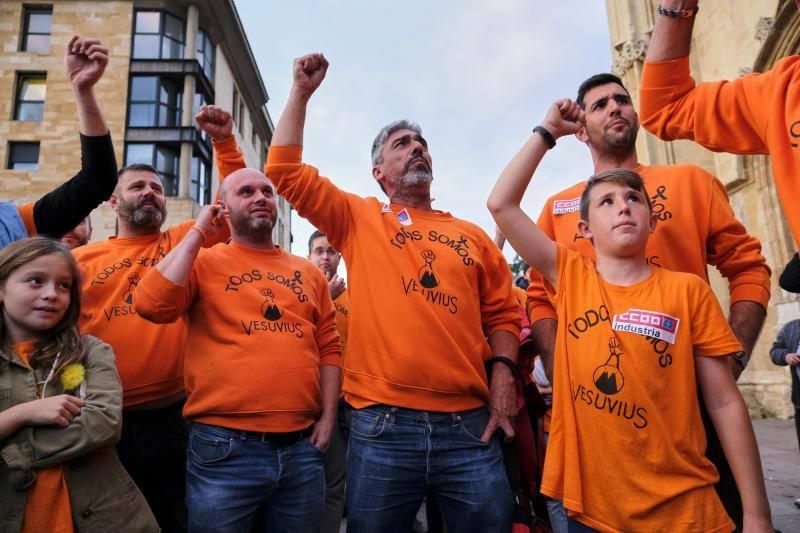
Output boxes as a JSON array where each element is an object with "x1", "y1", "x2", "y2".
[{"x1": 60, "y1": 363, "x2": 85, "y2": 391}]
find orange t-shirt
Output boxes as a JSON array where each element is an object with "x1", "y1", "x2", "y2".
[
  {"x1": 214, "y1": 141, "x2": 521, "y2": 412},
  {"x1": 334, "y1": 289, "x2": 350, "y2": 351},
  {"x1": 13, "y1": 342, "x2": 74, "y2": 533},
  {"x1": 135, "y1": 242, "x2": 341, "y2": 432},
  {"x1": 17, "y1": 202, "x2": 36, "y2": 236},
  {"x1": 639, "y1": 55, "x2": 800, "y2": 245},
  {"x1": 542, "y1": 246, "x2": 741, "y2": 532},
  {"x1": 526, "y1": 163, "x2": 770, "y2": 323},
  {"x1": 72, "y1": 221, "x2": 228, "y2": 407}
]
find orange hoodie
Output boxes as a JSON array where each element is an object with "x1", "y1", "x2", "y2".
[
  {"x1": 214, "y1": 139, "x2": 521, "y2": 412},
  {"x1": 72, "y1": 221, "x2": 228, "y2": 407},
  {"x1": 135, "y1": 242, "x2": 341, "y2": 432},
  {"x1": 639, "y1": 55, "x2": 800, "y2": 245},
  {"x1": 526, "y1": 163, "x2": 770, "y2": 323},
  {"x1": 543, "y1": 245, "x2": 741, "y2": 532}
]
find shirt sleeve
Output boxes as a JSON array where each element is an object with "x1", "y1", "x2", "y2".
[
  {"x1": 134, "y1": 266, "x2": 198, "y2": 324},
  {"x1": 703, "y1": 173, "x2": 771, "y2": 308},
  {"x1": 16, "y1": 202, "x2": 36, "y2": 236},
  {"x1": 526, "y1": 200, "x2": 558, "y2": 323},
  {"x1": 264, "y1": 146, "x2": 367, "y2": 252},
  {"x1": 32, "y1": 133, "x2": 118, "y2": 238},
  {"x1": 769, "y1": 322, "x2": 794, "y2": 366},
  {"x1": 213, "y1": 136, "x2": 248, "y2": 179},
  {"x1": 690, "y1": 280, "x2": 744, "y2": 357},
  {"x1": 312, "y1": 269, "x2": 342, "y2": 368},
  {"x1": 639, "y1": 56, "x2": 770, "y2": 154},
  {"x1": 479, "y1": 237, "x2": 522, "y2": 338}
]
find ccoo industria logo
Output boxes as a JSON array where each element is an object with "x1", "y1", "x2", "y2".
[{"x1": 612, "y1": 308, "x2": 680, "y2": 344}]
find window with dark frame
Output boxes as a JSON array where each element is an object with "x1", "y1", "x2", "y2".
[
  {"x1": 124, "y1": 142, "x2": 180, "y2": 196},
  {"x1": 196, "y1": 30, "x2": 215, "y2": 82},
  {"x1": 21, "y1": 6, "x2": 52, "y2": 53},
  {"x1": 7, "y1": 142, "x2": 40, "y2": 170},
  {"x1": 14, "y1": 72, "x2": 46, "y2": 121},
  {"x1": 132, "y1": 10, "x2": 185, "y2": 60},
  {"x1": 127, "y1": 75, "x2": 183, "y2": 127},
  {"x1": 232, "y1": 87, "x2": 240, "y2": 126},
  {"x1": 191, "y1": 153, "x2": 212, "y2": 206},
  {"x1": 238, "y1": 101, "x2": 245, "y2": 135}
]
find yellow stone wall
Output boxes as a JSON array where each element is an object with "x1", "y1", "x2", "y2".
[
  {"x1": 0, "y1": 0, "x2": 133, "y2": 240},
  {"x1": 605, "y1": 0, "x2": 798, "y2": 417}
]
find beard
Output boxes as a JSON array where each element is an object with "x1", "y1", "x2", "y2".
[
  {"x1": 117, "y1": 197, "x2": 166, "y2": 230},
  {"x1": 394, "y1": 167, "x2": 433, "y2": 190},
  {"x1": 590, "y1": 118, "x2": 639, "y2": 159},
  {"x1": 229, "y1": 208, "x2": 276, "y2": 241}
]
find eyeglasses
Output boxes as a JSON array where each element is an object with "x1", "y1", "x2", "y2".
[{"x1": 311, "y1": 247, "x2": 339, "y2": 257}]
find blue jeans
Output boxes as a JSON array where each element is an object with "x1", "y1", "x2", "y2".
[
  {"x1": 186, "y1": 422, "x2": 325, "y2": 533},
  {"x1": 346, "y1": 405, "x2": 512, "y2": 533}
]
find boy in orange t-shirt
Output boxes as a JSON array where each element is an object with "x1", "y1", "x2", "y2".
[
  {"x1": 488, "y1": 99, "x2": 773, "y2": 532},
  {"x1": 136, "y1": 169, "x2": 341, "y2": 532}
]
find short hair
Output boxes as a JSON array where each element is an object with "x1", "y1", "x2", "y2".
[
  {"x1": 371, "y1": 120, "x2": 423, "y2": 194},
  {"x1": 308, "y1": 230, "x2": 327, "y2": 254},
  {"x1": 579, "y1": 168, "x2": 652, "y2": 221},
  {"x1": 576, "y1": 73, "x2": 630, "y2": 108},
  {"x1": 118, "y1": 162, "x2": 158, "y2": 179}
]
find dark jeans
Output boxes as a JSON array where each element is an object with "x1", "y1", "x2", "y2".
[
  {"x1": 346, "y1": 405, "x2": 512, "y2": 533},
  {"x1": 319, "y1": 400, "x2": 349, "y2": 533},
  {"x1": 117, "y1": 400, "x2": 189, "y2": 533},
  {"x1": 186, "y1": 422, "x2": 325, "y2": 533},
  {"x1": 567, "y1": 517, "x2": 598, "y2": 532},
  {"x1": 700, "y1": 394, "x2": 743, "y2": 531}
]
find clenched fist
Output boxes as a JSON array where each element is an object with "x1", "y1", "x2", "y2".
[
  {"x1": 541, "y1": 99, "x2": 585, "y2": 140},
  {"x1": 291, "y1": 53, "x2": 329, "y2": 100},
  {"x1": 196, "y1": 105, "x2": 233, "y2": 141},
  {"x1": 66, "y1": 35, "x2": 108, "y2": 92}
]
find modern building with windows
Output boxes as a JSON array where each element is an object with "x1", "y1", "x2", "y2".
[{"x1": 0, "y1": 0, "x2": 291, "y2": 247}]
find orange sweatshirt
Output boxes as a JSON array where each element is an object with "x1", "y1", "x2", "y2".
[
  {"x1": 639, "y1": 55, "x2": 800, "y2": 245},
  {"x1": 542, "y1": 246, "x2": 741, "y2": 533},
  {"x1": 13, "y1": 342, "x2": 74, "y2": 533},
  {"x1": 526, "y1": 163, "x2": 770, "y2": 323},
  {"x1": 334, "y1": 289, "x2": 350, "y2": 351},
  {"x1": 72, "y1": 221, "x2": 228, "y2": 407},
  {"x1": 135, "y1": 242, "x2": 341, "y2": 432},
  {"x1": 214, "y1": 139, "x2": 521, "y2": 412}
]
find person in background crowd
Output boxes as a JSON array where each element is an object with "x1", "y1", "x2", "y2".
[
  {"x1": 1, "y1": 36, "x2": 117, "y2": 249},
  {"x1": 60, "y1": 217, "x2": 92, "y2": 250}
]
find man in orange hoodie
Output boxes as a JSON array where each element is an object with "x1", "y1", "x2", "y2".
[
  {"x1": 638, "y1": 0, "x2": 800, "y2": 246},
  {"x1": 526, "y1": 72, "x2": 770, "y2": 531},
  {"x1": 209, "y1": 54, "x2": 521, "y2": 532},
  {"x1": 136, "y1": 168, "x2": 342, "y2": 532}
]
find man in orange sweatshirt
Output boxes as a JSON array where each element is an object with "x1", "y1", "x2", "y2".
[
  {"x1": 135, "y1": 168, "x2": 342, "y2": 532},
  {"x1": 209, "y1": 54, "x2": 521, "y2": 532},
  {"x1": 526, "y1": 72, "x2": 771, "y2": 531},
  {"x1": 72, "y1": 105, "x2": 233, "y2": 531},
  {"x1": 638, "y1": 0, "x2": 800, "y2": 246}
]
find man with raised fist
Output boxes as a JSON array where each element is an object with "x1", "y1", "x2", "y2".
[
  {"x1": 210, "y1": 54, "x2": 520, "y2": 532},
  {"x1": 0, "y1": 36, "x2": 117, "y2": 248},
  {"x1": 639, "y1": 0, "x2": 800, "y2": 247},
  {"x1": 72, "y1": 105, "x2": 233, "y2": 532}
]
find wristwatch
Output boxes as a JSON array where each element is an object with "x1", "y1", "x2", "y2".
[{"x1": 657, "y1": 4, "x2": 699, "y2": 18}]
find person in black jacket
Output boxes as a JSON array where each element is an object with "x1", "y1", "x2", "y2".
[{"x1": 0, "y1": 35, "x2": 116, "y2": 247}]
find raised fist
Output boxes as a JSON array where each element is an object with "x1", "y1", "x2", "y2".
[
  {"x1": 541, "y1": 99, "x2": 584, "y2": 140},
  {"x1": 66, "y1": 35, "x2": 108, "y2": 92},
  {"x1": 291, "y1": 53, "x2": 329, "y2": 99},
  {"x1": 196, "y1": 105, "x2": 233, "y2": 141}
]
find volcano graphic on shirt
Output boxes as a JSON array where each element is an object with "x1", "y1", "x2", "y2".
[
  {"x1": 123, "y1": 272, "x2": 140, "y2": 304},
  {"x1": 418, "y1": 250, "x2": 439, "y2": 289},
  {"x1": 259, "y1": 288, "x2": 283, "y2": 321},
  {"x1": 592, "y1": 337, "x2": 625, "y2": 395}
]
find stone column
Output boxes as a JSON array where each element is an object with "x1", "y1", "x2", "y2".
[{"x1": 179, "y1": 4, "x2": 199, "y2": 198}]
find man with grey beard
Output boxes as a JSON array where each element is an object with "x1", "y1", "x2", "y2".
[
  {"x1": 72, "y1": 105, "x2": 233, "y2": 532},
  {"x1": 211, "y1": 53, "x2": 521, "y2": 533}
]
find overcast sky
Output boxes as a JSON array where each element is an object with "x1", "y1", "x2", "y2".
[{"x1": 235, "y1": 0, "x2": 613, "y2": 264}]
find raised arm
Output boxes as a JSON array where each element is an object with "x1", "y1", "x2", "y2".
[
  {"x1": 29, "y1": 36, "x2": 117, "y2": 238},
  {"x1": 273, "y1": 53, "x2": 328, "y2": 147},
  {"x1": 645, "y1": 0, "x2": 698, "y2": 62},
  {"x1": 487, "y1": 100, "x2": 582, "y2": 289}
]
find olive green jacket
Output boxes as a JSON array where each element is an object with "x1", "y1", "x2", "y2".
[{"x1": 0, "y1": 335, "x2": 158, "y2": 532}]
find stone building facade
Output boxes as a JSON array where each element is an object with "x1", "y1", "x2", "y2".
[
  {"x1": 605, "y1": 0, "x2": 799, "y2": 417},
  {"x1": 0, "y1": 0, "x2": 291, "y2": 248}
]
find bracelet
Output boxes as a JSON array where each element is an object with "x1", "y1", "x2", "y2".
[
  {"x1": 485, "y1": 356, "x2": 521, "y2": 379},
  {"x1": 657, "y1": 4, "x2": 699, "y2": 18},
  {"x1": 190, "y1": 225, "x2": 208, "y2": 245},
  {"x1": 533, "y1": 125, "x2": 556, "y2": 149},
  {"x1": 730, "y1": 350, "x2": 749, "y2": 370}
]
